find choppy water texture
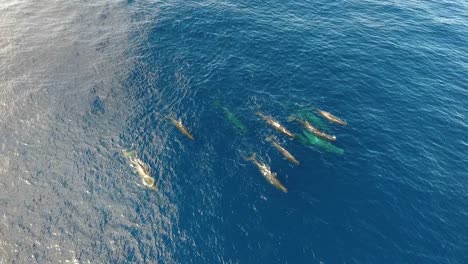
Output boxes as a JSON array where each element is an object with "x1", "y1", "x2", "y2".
[{"x1": 1, "y1": 0, "x2": 467, "y2": 263}]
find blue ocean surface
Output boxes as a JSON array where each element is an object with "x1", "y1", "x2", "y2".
[{"x1": 1, "y1": 0, "x2": 467, "y2": 263}]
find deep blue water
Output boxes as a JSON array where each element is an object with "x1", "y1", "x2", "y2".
[{"x1": 1, "y1": 0, "x2": 467, "y2": 263}]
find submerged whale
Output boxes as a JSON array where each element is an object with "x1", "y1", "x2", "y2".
[
  {"x1": 266, "y1": 136, "x2": 300, "y2": 165},
  {"x1": 291, "y1": 116, "x2": 336, "y2": 142},
  {"x1": 293, "y1": 110, "x2": 330, "y2": 131},
  {"x1": 245, "y1": 153, "x2": 288, "y2": 193},
  {"x1": 296, "y1": 130, "x2": 344, "y2": 155},
  {"x1": 167, "y1": 114, "x2": 195, "y2": 140},
  {"x1": 214, "y1": 100, "x2": 247, "y2": 134},
  {"x1": 257, "y1": 112, "x2": 295, "y2": 139}
]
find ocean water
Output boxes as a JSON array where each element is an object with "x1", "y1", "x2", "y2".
[{"x1": 1, "y1": 0, "x2": 467, "y2": 263}]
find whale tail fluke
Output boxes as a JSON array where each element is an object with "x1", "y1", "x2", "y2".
[
  {"x1": 165, "y1": 111, "x2": 177, "y2": 120},
  {"x1": 287, "y1": 115, "x2": 298, "y2": 122},
  {"x1": 310, "y1": 105, "x2": 320, "y2": 113},
  {"x1": 265, "y1": 135, "x2": 275, "y2": 143},
  {"x1": 122, "y1": 149, "x2": 138, "y2": 158},
  {"x1": 213, "y1": 98, "x2": 223, "y2": 108},
  {"x1": 245, "y1": 153, "x2": 257, "y2": 162}
]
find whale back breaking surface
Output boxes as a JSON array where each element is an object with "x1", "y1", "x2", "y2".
[
  {"x1": 267, "y1": 136, "x2": 300, "y2": 165},
  {"x1": 247, "y1": 153, "x2": 288, "y2": 193},
  {"x1": 257, "y1": 112, "x2": 295, "y2": 139},
  {"x1": 169, "y1": 116, "x2": 195, "y2": 140},
  {"x1": 318, "y1": 110, "x2": 347, "y2": 126}
]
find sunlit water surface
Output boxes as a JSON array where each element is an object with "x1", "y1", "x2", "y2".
[{"x1": 1, "y1": 0, "x2": 467, "y2": 263}]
